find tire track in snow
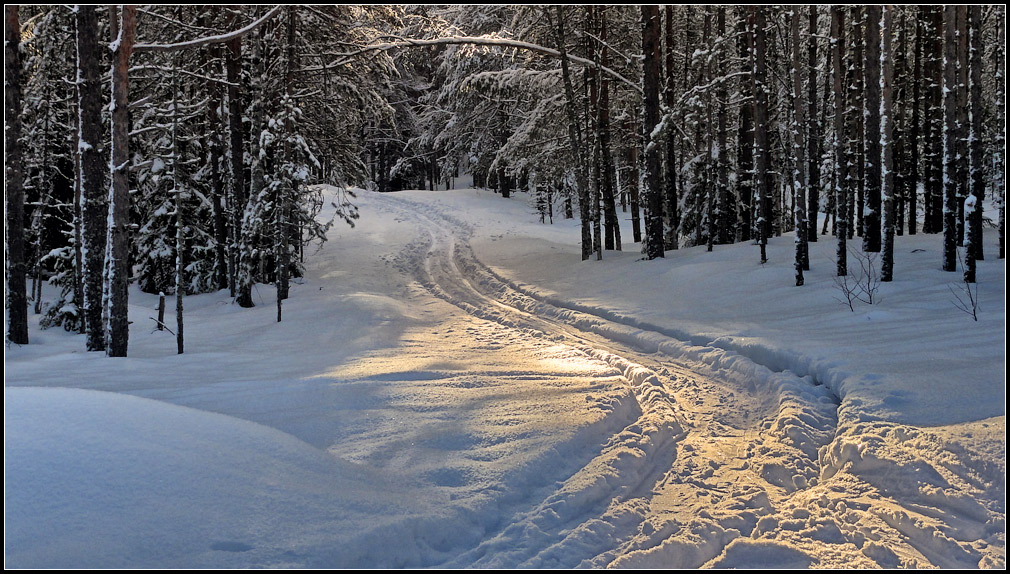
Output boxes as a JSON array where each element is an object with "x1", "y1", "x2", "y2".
[
  {"x1": 373, "y1": 193, "x2": 848, "y2": 567},
  {"x1": 371, "y1": 192, "x2": 1001, "y2": 569}
]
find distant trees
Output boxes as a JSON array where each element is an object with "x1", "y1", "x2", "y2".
[{"x1": 4, "y1": 5, "x2": 1006, "y2": 349}]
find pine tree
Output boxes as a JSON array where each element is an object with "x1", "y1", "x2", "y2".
[
  {"x1": 736, "y1": 12, "x2": 754, "y2": 243},
  {"x1": 908, "y1": 8, "x2": 921, "y2": 236},
  {"x1": 806, "y1": 5, "x2": 820, "y2": 244},
  {"x1": 996, "y1": 25, "x2": 1006, "y2": 260},
  {"x1": 849, "y1": 7, "x2": 864, "y2": 240},
  {"x1": 942, "y1": 5, "x2": 959, "y2": 272},
  {"x1": 75, "y1": 5, "x2": 108, "y2": 351},
  {"x1": 663, "y1": 5, "x2": 679, "y2": 250},
  {"x1": 923, "y1": 6, "x2": 944, "y2": 235},
  {"x1": 831, "y1": 7, "x2": 849, "y2": 276},
  {"x1": 753, "y1": 7, "x2": 772, "y2": 264},
  {"x1": 881, "y1": 6, "x2": 896, "y2": 282},
  {"x1": 105, "y1": 5, "x2": 136, "y2": 357},
  {"x1": 5, "y1": 5, "x2": 29, "y2": 344},
  {"x1": 715, "y1": 7, "x2": 732, "y2": 246},
  {"x1": 641, "y1": 5, "x2": 665, "y2": 260},
  {"x1": 790, "y1": 6, "x2": 807, "y2": 285},
  {"x1": 964, "y1": 5, "x2": 983, "y2": 282},
  {"x1": 863, "y1": 5, "x2": 882, "y2": 253}
]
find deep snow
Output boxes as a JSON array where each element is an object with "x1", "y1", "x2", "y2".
[{"x1": 4, "y1": 185, "x2": 1005, "y2": 568}]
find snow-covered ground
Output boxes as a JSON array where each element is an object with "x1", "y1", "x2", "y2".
[{"x1": 5, "y1": 186, "x2": 1005, "y2": 568}]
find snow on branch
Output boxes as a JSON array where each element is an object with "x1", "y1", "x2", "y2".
[
  {"x1": 133, "y1": 6, "x2": 282, "y2": 54},
  {"x1": 310, "y1": 35, "x2": 643, "y2": 95}
]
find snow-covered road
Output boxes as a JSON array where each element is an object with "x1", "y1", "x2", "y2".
[
  {"x1": 371, "y1": 190, "x2": 1002, "y2": 568},
  {"x1": 5, "y1": 187, "x2": 1004, "y2": 568}
]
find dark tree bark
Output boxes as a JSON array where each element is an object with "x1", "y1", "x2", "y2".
[
  {"x1": 753, "y1": 7, "x2": 772, "y2": 264},
  {"x1": 598, "y1": 7, "x2": 620, "y2": 251},
  {"x1": 626, "y1": 119, "x2": 642, "y2": 243},
  {"x1": 207, "y1": 39, "x2": 229, "y2": 291},
  {"x1": 832, "y1": 7, "x2": 849, "y2": 276},
  {"x1": 736, "y1": 13, "x2": 754, "y2": 242},
  {"x1": 586, "y1": 8, "x2": 602, "y2": 260},
  {"x1": 76, "y1": 5, "x2": 107, "y2": 351},
  {"x1": 894, "y1": 9, "x2": 907, "y2": 237},
  {"x1": 881, "y1": 7, "x2": 896, "y2": 282},
  {"x1": 942, "y1": 5, "x2": 959, "y2": 272},
  {"x1": 909, "y1": 7, "x2": 921, "y2": 236},
  {"x1": 227, "y1": 31, "x2": 250, "y2": 303},
  {"x1": 996, "y1": 33, "x2": 1006, "y2": 260},
  {"x1": 5, "y1": 5, "x2": 29, "y2": 344},
  {"x1": 702, "y1": 7, "x2": 713, "y2": 252},
  {"x1": 171, "y1": 61, "x2": 185, "y2": 354},
  {"x1": 955, "y1": 6, "x2": 968, "y2": 247},
  {"x1": 663, "y1": 5, "x2": 679, "y2": 250},
  {"x1": 278, "y1": 6, "x2": 297, "y2": 319},
  {"x1": 863, "y1": 5, "x2": 882, "y2": 253},
  {"x1": 820, "y1": 63, "x2": 834, "y2": 237},
  {"x1": 791, "y1": 6, "x2": 807, "y2": 285},
  {"x1": 964, "y1": 4, "x2": 984, "y2": 281},
  {"x1": 72, "y1": 80, "x2": 85, "y2": 334},
  {"x1": 106, "y1": 5, "x2": 136, "y2": 357},
  {"x1": 715, "y1": 7, "x2": 732, "y2": 246},
  {"x1": 806, "y1": 5, "x2": 820, "y2": 243},
  {"x1": 642, "y1": 5, "x2": 665, "y2": 260},
  {"x1": 849, "y1": 7, "x2": 864, "y2": 240},
  {"x1": 551, "y1": 6, "x2": 593, "y2": 260},
  {"x1": 923, "y1": 6, "x2": 944, "y2": 234}
]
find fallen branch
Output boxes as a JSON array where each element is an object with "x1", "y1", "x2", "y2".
[{"x1": 149, "y1": 316, "x2": 177, "y2": 336}]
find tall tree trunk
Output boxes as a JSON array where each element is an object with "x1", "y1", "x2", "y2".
[
  {"x1": 924, "y1": 6, "x2": 944, "y2": 234},
  {"x1": 820, "y1": 60, "x2": 834, "y2": 237},
  {"x1": 663, "y1": 5, "x2": 679, "y2": 250},
  {"x1": 849, "y1": 7, "x2": 864, "y2": 240},
  {"x1": 881, "y1": 6, "x2": 896, "y2": 282},
  {"x1": 207, "y1": 40, "x2": 229, "y2": 291},
  {"x1": 227, "y1": 31, "x2": 247, "y2": 302},
  {"x1": 551, "y1": 6, "x2": 593, "y2": 260},
  {"x1": 76, "y1": 5, "x2": 107, "y2": 350},
  {"x1": 737, "y1": 13, "x2": 754, "y2": 242},
  {"x1": 791, "y1": 6, "x2": 807, "y2": 285},
  {"x1": 171, "y1": 62, "x2": 185, "y2": 354},
  {"x1": 627, "y1": 120, "x2": 642, "y2": 243},
  {"x1": 641, "y1": 5, "x2": 665, "y2": 260},
  {"x1": 278, "y1": 6, "x2": 297, "y2": 319},
  {"x1": 863, "y1": 5, "x2": 882, "y2": 253},
  {"x1": 5, "y1": 5, "x2": 28, "y2": 344},
  {"x1": 909, "y1": 8, "x2": 921, "y2": 236},
  {"x1": 598, "y1": 7, "x2": 620, "y2": 251},
  {"x1": 753, "y1": 7, "x2": 772, "y2": 264},
  {"x1": 106, "y1": 5, "x2": 136, "y2": 357},
  {"x1": 832, "y1": 7, "x2": 849, "y2": 276},
  {"x1": 955, "y1": 6, "x2": 968, "y2": 247},
  {"x1": 964, "y1": 4, "x2": 983, "y2": 281},
  {"x1": 587, "y1": 8, "x2": 602, "y2": 260},
  {"x1": 996, "y1": 33, "x2": 1006, "y2": 259},
  {"x1": 894, "y1": 9, "x2": 907, "y2": 237},
  {"x1": 715, "y1": 7, "x2": 732, "y2": 245},
  {"x1": 703, "y1": 8, "x2": 714, "y2": 252},
  {"x1": 72, "y1": 80, "x2": 85, "y2": 334},
  {"x1": 806, "y1": 5, "x2": 820, "y2": 244},
  {"x1": 941, "y1": 5, "x2": 959, "y2": 272}
]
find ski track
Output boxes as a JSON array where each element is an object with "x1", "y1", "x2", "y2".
[{"x1": 365, "y1": 191, "x2": 1003, "y2": 569}]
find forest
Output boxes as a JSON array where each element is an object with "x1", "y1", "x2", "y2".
[
  {"x1": 5, "y1": 6, "x2": 1007, "y2": 569},
  {"x1": 4, "y1": 4, "x2": 1006, "y2": 354}
]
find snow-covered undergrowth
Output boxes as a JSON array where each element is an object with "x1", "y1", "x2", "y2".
[{"x1": 5, "y1": 186, "x2": 1004, "y2": 568}]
